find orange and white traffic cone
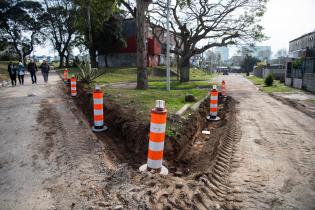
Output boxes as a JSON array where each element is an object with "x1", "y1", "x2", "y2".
[
  {"x1": 139, "y1": 100, "x2": 168, "y2": 175},
  {"x1": 207, "y1": 85, "x2": 220, "y2": 121},
  {"x1": 63, "y1": 69, "x2": 68, "y2": 82},
  {"x1": 221, "y1": 80, "x2": 226, "y2": 98},
  {"x1": 70, "y1": 75, "x2": 77, "y2": 97},
  {"x1": 92, "y1": 85, "x2": 108, "y2": 132}
]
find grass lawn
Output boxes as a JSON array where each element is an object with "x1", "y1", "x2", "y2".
[
  {"x1": 105, "y1": 86, "x2": 209, "y2": 115},
  {"x1": 246, "y1": 75, "x2": 299, "y2": 93},
  {"x1": 0, "y1": 61, "x2": 10, "y2": 81},
  {"x1": 57, "y1": 65, "x2": 218, "y2": 114},
  {"x1": 56, "y1": 66, "x2": 216, "y2": 85}
]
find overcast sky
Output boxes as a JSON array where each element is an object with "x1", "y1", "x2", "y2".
[
  {"x1": 34, "y1": 0, "x2": 315, "y2": 57},
  {"x1": 260, "y1": 0, "x2": 315, "y2": 56}
]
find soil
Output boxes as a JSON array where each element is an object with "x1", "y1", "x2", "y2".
[{"x1": 71, "y1": 82, "x2": 240, "y2": 209}]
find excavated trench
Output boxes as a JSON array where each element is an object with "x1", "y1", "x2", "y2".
[{"x1": 71, "y1": 83, "x2": 241, "y2": 209}]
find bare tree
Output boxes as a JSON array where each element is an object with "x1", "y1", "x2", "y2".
[{"x1": 149, "y1": 0, "x2": 267, "y2": 82}]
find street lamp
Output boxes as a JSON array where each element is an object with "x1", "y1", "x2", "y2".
[{"x1": 166, "y1": 0, "x2": 171, "y2": 91}]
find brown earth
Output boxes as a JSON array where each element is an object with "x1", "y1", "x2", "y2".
[{"x1": 71, "y1": 83, "x2": 240, "y2": 209}]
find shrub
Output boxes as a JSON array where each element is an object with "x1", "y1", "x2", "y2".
[
  {"x1": 264, "y1": 73, "x2": 274, "y2": 86},
  {"x1": 77, "y1": 63, "x2": 106, "y2": 85}
]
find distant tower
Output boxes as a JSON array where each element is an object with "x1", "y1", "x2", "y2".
[{"x1": 214, "y1": 47, "x2": 229, "y2": 63}]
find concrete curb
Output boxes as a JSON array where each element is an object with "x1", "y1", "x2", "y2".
[{"x1": 175, "y1": 104, "x2": 191, "y2": 116}]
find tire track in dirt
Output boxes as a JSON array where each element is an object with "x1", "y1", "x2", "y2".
[{"x1": 95, "y1": 98, "x2": 242, "y2": 209}]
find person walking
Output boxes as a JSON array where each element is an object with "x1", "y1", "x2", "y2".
[
  {"x1": 27, "y1": 60, "x2": 38, "y2": 84},
  {"x1": 7, "y1": 62, "x2": 17, "y2": 86},
  {"x1": 40, "y1": 60, "x2": 50, "y2": 83},
  {"x1": 17, "y1": 61, "x2": 25, "y2": 85}
]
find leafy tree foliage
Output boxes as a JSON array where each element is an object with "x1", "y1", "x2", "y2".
[
  {"x1": 241, "y1": 55, "x2": 260, "y2": 73},
  {"x1": 40, "y1": 0, "x2": 78, "y2": 68},
  {"x1": 0, "y1": 0, "x2": 43, "y2": 63},
  {"x1": 74, "y1": 0, "x2": 117, "y2": 68},
  {"x1": 94, "y1": 14, "x2": 126, "y2": 67}
]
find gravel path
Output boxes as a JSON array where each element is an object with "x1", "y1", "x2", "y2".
[
  {"x1": 217, "y1": 74, "x2": 315, "y2": 209},
  {"x1": 0, "y1": 73, "x2": 114, "y2": 210}
]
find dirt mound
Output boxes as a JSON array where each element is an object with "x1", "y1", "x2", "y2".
[{"x1": 71, "y1": 83, "x2": 241, "y2": 209}]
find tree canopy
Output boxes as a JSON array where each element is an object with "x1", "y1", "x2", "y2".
[
  {"x1": 149, "y1": 0, "x2": 267, "y2": 81},
  {"x1": 0, "y1": 0, "x2": 43, "y2": 63},
  {"x1": 40, "y1": 0, "x2": 78, "y2": 67},
  {"x1": 74, "y1": 0, "x2": 118, "y2": 68}
]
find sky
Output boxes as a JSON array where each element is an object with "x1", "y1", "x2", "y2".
[
  {"x1": 33, "y1": 0, "x2": 315, "y2": 57},
  {"x1": 259, "y1": 0, "x2": 315, "y2": 57}
]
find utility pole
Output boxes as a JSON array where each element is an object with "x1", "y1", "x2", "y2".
[{"x1": 166, "y1": 0, "x2": 171, "y2": 91}]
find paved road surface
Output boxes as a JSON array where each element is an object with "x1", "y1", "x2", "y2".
[
  {"x1": 218, "y1": 74, "x2": 315, "y2": 209},
  {"x1": 0, "y1": 72, "x2": 113, "y2": 210}
]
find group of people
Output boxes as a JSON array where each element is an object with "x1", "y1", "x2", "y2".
[{"x1": 7, "y1": 60, "x2": 51, "y2": 86}]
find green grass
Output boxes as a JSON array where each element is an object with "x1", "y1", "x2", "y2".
[
  {"x1": 247, "y1": 75, "x2": 299, "y2": 93},
  {"x1": 0, "y1": 61, "x2": 11, "y2": 81},
  {"x1": 105, "y1": 87, "x2": 209, "y2": 116},
  {"x1": 149, "y1": 80, "x2": 212, "y2": 90},
  {"x1": 57, "y1": 66, "x2": 217, "y2": 114},
  {"x1": 56, "y1": 66, "x2": 214, "y2": 84}
]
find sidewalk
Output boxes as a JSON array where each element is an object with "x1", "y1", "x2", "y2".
[{"x1": 270, "y1": 92, "x2": 315, "y2": 118}]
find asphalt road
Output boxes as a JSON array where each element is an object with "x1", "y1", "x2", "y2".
[{"x1": 217, "y1": 74, "x2": 315, "y2": 209}]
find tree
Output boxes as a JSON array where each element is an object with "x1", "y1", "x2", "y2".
[
  {"x1": 257, "y1": 48, "x2": 271, "y2": 61},
  {"x1": 135, "y1": 0, "x2": 151, "y2": 89},
  {"x1": 149, "y1": 0, "x2": 267, "y2": 82},
  {"x1": 40, "y1": 0, "x2": 77, "y2": 68},
  {"x1": 241, "y1": 55, "x2": 260, "y2": 73},
  {"x1": 94, "y1": 14, "x2": 126, "y2": 67},
  {"x1": 74, "y1": 0, "x2": 117, "y2": 68},
  {"x1": 275, "y1": 48, "x2": 288, "y2": 58},
  {"x1": 119, "y1": 0, "x2": 152, "y2": 89},
  {"x1": 0, "y1": 0, "x2": 43, "y2": 63},
  {"x1": 275, "y1": 48, "x2": 288, "y2": 65}
]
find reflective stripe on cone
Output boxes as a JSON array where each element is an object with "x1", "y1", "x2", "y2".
[
  {"x1": 93, "y1": 88, "x2": 105, "y2": 128},
  {"x1": 210, "y1": 88, "x2": 219, "y2": 117},
  {"x1": 146, "y1": 104, "x2": 167, "y2": 170},
  {"x1": 70, "y1": 76, "x2": 76, "y2": 96}
]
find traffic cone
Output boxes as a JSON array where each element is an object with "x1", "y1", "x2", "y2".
[
  {"x1": 221, "y1": 80, "x2": 226, "y2": 98},
  {"x1": 63, "y1": 69, "x2": 68, "y2": 82},
  {"x1": 139, "y1": 100, "x2": 168, "y2": 175},
  {"x1": 92, "y1": 85, "x2": 108, "y2": 132},
  {"x1": 207, "y1": 85, "x2": 220, "y2": 121},
  {"x1": 70, "y1": 75, "x2": 77, "y2": 97}
]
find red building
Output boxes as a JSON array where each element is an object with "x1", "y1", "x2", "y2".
[{"x1": 98, "y1": 19, "x2": 161, "y2": 68}]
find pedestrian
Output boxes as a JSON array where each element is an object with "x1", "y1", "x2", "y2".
[
  {"x1": 17, "y1": 61, "x2": 25, "y2": 85},
  {"x1": 27, "y1": 59, "x2": 37, "y2": 84},
  {"x1": 7, "y1": 61, "x2": 17, "y2": 86},
  {"x1": 40, "y1": 60, "x2": 50, "y2": 83}
]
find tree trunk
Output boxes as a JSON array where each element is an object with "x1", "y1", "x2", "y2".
[
  {"x1": 89, "y1": 48, "x2": 97, "y2": 68},
  {"x1": 176, "y1": 54, "x2": 180, "y2": 81},
  {"x1": 66, "y1": 52, "x2": 70, "y2": 67},
  {"x1": 105, "y1": 54, "x2": 108, "y2": 67},
  {"x1": 179, "y1": 56, "x2": 190, "y2": 82},
  {"x1": 59, "y1": 52, "x2": 65, "y2": 68},
  {"x1": 136, "y1": 0, "x2": 149, "y2": 89}
]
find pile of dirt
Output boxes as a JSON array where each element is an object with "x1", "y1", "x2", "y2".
[{"x1": 71, "y1": 83, "x2": 241, "y2": 209}]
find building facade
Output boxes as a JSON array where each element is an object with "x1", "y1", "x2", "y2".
[
  {"x1": 285, "y1": 31, "x2": 315, "y2": 92},
  {"x1": 98, "y1": 19, "x2": 161, "y2": 68},
  {"x1": 214, "y1": 47, "x2": 229, "y2": 63},
  {"x1": 241, "y1": 45, "x2": 272, "y2": 61}
]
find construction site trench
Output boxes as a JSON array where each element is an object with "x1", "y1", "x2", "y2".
[{"x1": 71, "y1": 82, "x2": 241, "y2": 209}]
